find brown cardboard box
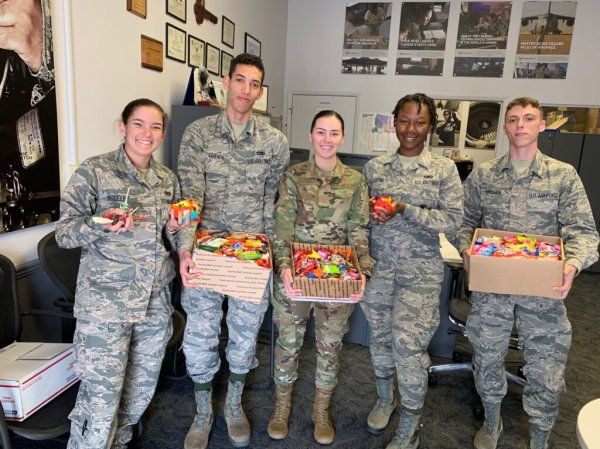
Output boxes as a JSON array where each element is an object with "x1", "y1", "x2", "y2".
[
  {"x1": 291, "y1": 243, "x2": 362, "y2": 302},
  {"x1": 468, "y1": 228, "x2": 564, "y2": 299},
  {"x1": 190, "y1": 231, "x2": 272, "y2": 304}
]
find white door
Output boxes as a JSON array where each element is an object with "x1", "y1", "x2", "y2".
[{"x1": 288, "y1": 93, "x2": 358, "y2": 154}]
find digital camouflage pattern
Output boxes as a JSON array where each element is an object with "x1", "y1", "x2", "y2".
[
  {"x1": 56, "y1": 146, "x2": 180, "y2": 322},
  {"x1": 457, "y1": 150, "x2": 599, "y2": 431},
  {"x1": 177, "y1": 110, "x2": 288, "y2": 383},
  {"x1": 361, "y1": 149, "x2": 463, "y2": 410},
  {"x1": 272, "y1": 157, "x2": 372, "y2": 389},
  {"x1": 67, "y1": 288, "x2": 173, "y2": 449},
  {"x1": 56, "y1": 146, "x2": 180, "y2": 449}
]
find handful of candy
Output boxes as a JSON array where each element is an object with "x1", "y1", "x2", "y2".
[
  {"x1": 93, "y1": 207, "x2": 150, "y2": 225},
  {"x1": 293, "y1": 248, "x2": 360, "y2": 280},
  {"x1": 171, "y1": 199, "x2": 201, "y2": 223},
  {"x1": 195, "y1": 231, "x2": 271, "y2": 268},
  {"x1": 471, "y1": 234, "x2": 561, "y2": 259},
  {"x1": 371, "y1": 195, "x2": 395, "y2": 219}
]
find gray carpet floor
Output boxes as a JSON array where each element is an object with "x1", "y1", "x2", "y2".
[{"x1": 12, "y1": 272, "x2": 600, "y2": 449}]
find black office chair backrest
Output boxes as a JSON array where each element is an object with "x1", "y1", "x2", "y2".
[
  {"x1": 37, "y1": 231, "x2": 81, "y2": 300},
  {"x1": 0, "y1": 254, "x2": 20, "y2": 347}
]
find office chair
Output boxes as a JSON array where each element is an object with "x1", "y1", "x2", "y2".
[
  {"x1": 427, "y1": 265, "x2": 525, "y2": 418},
  {"x1": 0, "y1": 253, "x2": 79, "y2": 449}
]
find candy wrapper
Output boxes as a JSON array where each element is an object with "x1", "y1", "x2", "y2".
[
  {"x1": 371, "y1": 195, "x2": 395, "y2": 219},
  {"x1": 290, "y1": 243, "x2": 363, "y2": 302},
  {"x1": 171, "y1": 199, "x2": 201, "y2": 223},
  {"x1": 471, "y1": 234, "x2": 561, "y2": 260},
  {"x1": 190, "y1": 230, "x2": 272, "y2": 303}
]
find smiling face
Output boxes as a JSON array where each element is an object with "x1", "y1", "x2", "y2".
[
  {"x1": 310, "y1": 114, "x2": 344, "y2": 167},
  {"x1": 223, "y1": 63, "x2": 263, "y2": 123},
  {"x1": 503, "y1": 104, "x2": 546, "y2": 154},
  {"x1": 395, "y1": 100, "x2": 433, "y2": 156},
  {"x1": 119, "y1": 105, "x2": 165, "y2": 168}
]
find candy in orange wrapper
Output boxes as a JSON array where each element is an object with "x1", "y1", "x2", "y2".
[
  {"x1": 371, "y1": 195, "x2": 395, "y2": 219},
  {"x1": 171, "y1": 199, "x2": 201, "y2": 223}
]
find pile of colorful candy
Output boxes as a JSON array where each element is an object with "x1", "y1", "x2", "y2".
[
  {"x1": 195, "y1": 231, "x2": 271, "y2": 268},
  {"x1": 293, "y1": 248, "x2": 360, "y2": 280},
  {"x1": 471, "y1": 234, "x2": 561, "y2": 259},
  {"x1": 371, "y1": 195, "x2": 395, "y2": 219},
  {"x1": 171, "y1": 199, "x2": 201, "y2": 223}
]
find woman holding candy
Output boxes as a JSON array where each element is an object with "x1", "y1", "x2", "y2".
[
  {"x1": 361, "y1": 93, "x2": 463, "y2": 449},
  {"x1": 56, "y1": 98, "x2": 187, "y2": 449},
  {"x1": 268, "y1": 110, "x2": 373, "y2": 445}
]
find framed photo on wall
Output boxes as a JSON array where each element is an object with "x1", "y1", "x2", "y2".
[
  {"x1": 206, "y1": 43, "x2": 220, "y2": 75},
  {"x1": 244, "y1": 32, "x2": 261, "y2": 57},
  {"x1": 166, "y1": 23, "x2": 186, "y2": 63},
  {"x1": 221, "y1": 50, "x2": 233, "y2": 77},
  {"x1": 222, "y1": 16, "x2": 235, "y2": 49},
  {"x1": 188, "y1": 34, "x2": 205, "y2": 68},
  {"x1": 166, "y1": 0, "x2": 186, "y2": 23}
]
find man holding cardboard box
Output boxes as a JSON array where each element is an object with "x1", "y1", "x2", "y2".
[
  {"x1": 457, "y1": 97, "x2": 599, "y2": 449},
  {"x1": 176, "y1": 53, "x2": 289, "y2": 449}
]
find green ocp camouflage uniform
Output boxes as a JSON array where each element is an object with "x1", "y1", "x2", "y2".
[
  {"x1": 361, "y1": 149, "x2": 463, "y2": 410},
  {"x1": 56, "y1": 146, "x2": 181, "y2": 449},
  {"x1": 457, "y1": 150, "x2": 599, "y2": 431},
  {"x1": 272, "y1": 155, "x2": 373, "y2": 389},
  {"x1": 177, "y1": 110, "x2": 289, "y2": 383}
]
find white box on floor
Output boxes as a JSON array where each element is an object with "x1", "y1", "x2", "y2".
[{"x1": 0, "y1": 342, "x2": 79, "y2": 421}]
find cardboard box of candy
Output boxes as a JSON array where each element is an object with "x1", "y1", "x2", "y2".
[
  {"x1": 291, "y1": 243, "x2": 362, "y2": 302},
  {"x1": 190, "y1": 231, "x2": 272, "y2": 304},
  {"x1": 468, "y1": 228, "x2": 564, "y2": 299}
]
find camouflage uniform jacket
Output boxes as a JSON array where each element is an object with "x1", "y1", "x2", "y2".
[
  {"x1": 177, "y1": 110, "x2": 289, "y2": 250},
  {"x1": 364, "y1": 149, "x2": 463, "y2": 277},
  {"x1": 274, "y1": 156, "x2": 373, "y2": 277},
  {"x1": 56, "y1": 146, "x2": 181, "y2": 323},
  {"x1": 457, "y1": 150, "x2": 599, "y2": 272}
]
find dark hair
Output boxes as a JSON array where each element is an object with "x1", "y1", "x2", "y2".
[
  {"x1": 392, "y1": 93, "x2": 437, "y2": 131},
  {"x1": 310, "y1": 110, "x2": 345, "y2": 135},
  {"x1": 505, "y1": 96, "x2": 543, "y2": 119},
  {"x1": 228, "y1": 53, "x2": 265, "y2": 84},
  {"x1": 121, "y1": 98, "x2": 167, "y2": 129}
]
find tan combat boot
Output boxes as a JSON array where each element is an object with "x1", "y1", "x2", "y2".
[
  {"x1": 267, "y1": 385, "x2": 293, "y2": 439},
  {"x1": 224, "y1": 380, "x2": 251, "y2": 448},
  {"x1": 184, "y1": 388, "x2": 213, "y2": 449},
  {"x1": 385, "y1": 407, "x2": 420, "y2": 449},
  {"x1": 367, "y1": 376, "x2": 397, "y2": 435},
  {"x1": 474, "y1": 401, "x2": 503, "y2": 449},
  {"x1": 311, "y1": 387, "x2": 335, "y2": 445}
]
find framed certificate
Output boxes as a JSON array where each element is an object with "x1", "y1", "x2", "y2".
[
  {"x1": 222, "y1": 16, "x2": 235, "y2": 49},
  {"x1": 206, "y1": 43, "x2": 220, "y2": 75},
  {"x1": 221, "y1": 50, "x2": 233, "y2": 77},
  {"x1": 166, "y1": 0, "x2": 186, "y2": 23},
  {"x1": 188, "y1": 34, "x2": 205, "y2": 68},
  {"x1": 244, "y1": 32, "x2": 261, "y2": 57},
  {"x1": 166, "y1": 23, "x2": 186, "y2": 63}
]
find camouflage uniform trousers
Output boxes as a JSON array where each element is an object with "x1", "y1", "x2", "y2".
[
  {"x1": 361, "y1": 268, "x2": 441, "y2": 411},
  {"x1": 67, "y1": 285, "x2": 173, "y2": 449},
  {"x1": 467, "y1": 291, "x2": 571, "y2": 431},
  {"x1": 271, "y1": 276, "x2": 354, "y2": 389},
  {"x1": 181, "y1": 283, "x2": 270, "y2": 383}
]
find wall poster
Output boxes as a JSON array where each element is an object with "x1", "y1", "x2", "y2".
[
  {"x1": 342, "y1": 2, "x2": 392, "y2": 75},
  {"x1": 396, "y1": 2, "x2": 450, "y2": 76},
  {"x1": 453, "y1": 2, "x2": 512, "y2": 77},
  {"x1": 0, "y1": 0, "x2": 60, "y2": 233},
  {"x1": 513, "y1": 1, "x2": 576, "y2": 79}
]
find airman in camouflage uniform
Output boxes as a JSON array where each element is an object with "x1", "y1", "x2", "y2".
[
  {"x1": 267, "y1": 110, "x2": 372, "y2": 445},
  {"x1": 177, "y1": 54, "x2": 289, "y2": 449},
  {"x1": 457, "y1": 97, "x2": 599, "y2": 449},
  {"x1": 361, "y1": 94, "x2": 463, "y2": 449},
  {"x1": 56, "y1": 99, "x2": 183, "y2": 449}
]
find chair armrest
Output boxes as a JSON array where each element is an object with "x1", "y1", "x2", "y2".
[{"x1": 21, "y1": 309, "x2": 75, "y2": 321}]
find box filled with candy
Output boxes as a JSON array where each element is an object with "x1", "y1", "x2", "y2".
[
  {"x1": 468, "y1": 228, "x2": 564, "y2": 299},
  {"x1": 291, "y1": 243, "x2": 363, "y2": 302},
  {"x1": 191, "y1": 231, "x2": 272, "y2": 303}
]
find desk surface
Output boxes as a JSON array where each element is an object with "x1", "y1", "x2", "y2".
[{"x1": 578, "y1": 398, "x2": 600, "y2": 449}]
